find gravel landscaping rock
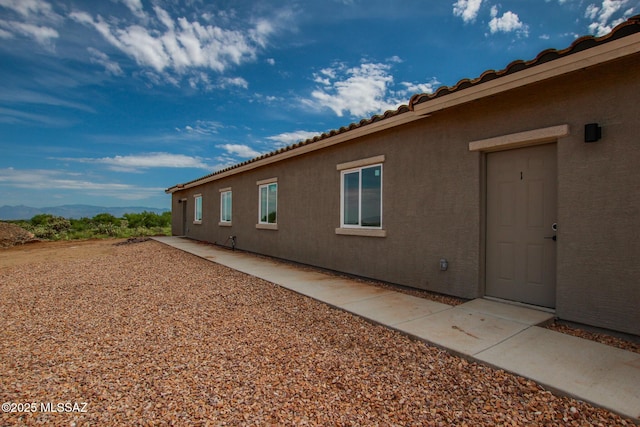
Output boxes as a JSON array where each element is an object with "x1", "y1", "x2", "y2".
[
  {"x1": 0, "y1": 240, "x2": 635, "y2": 426},
  {"x1": 547, "y1": 322, "x2": 640, "y2": 355}
]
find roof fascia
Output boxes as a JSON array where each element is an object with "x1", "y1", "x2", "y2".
[
  {"x1": 166, "y1": 111, "x2": 427, "y2": 193},
  {"x1": 412, "y1": 32, "x2": 640, "y2": 116},
  {"x1": 167, "y1": 31, "x2": 640, "y2": 194}
]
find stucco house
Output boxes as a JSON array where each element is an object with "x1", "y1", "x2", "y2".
[{"x1": 167, "y1": 16, "x2": 640, "y2": 336}]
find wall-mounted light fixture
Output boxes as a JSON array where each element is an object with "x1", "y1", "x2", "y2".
[
  {"x1": 584, "y1": 123, "x2": 602, "y2": 143},
  {"x1": 439, "y1": 258, "x2": 448, "y2": 271}
]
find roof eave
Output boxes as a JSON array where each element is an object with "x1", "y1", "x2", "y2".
[
  {"x1": 165, "y1": 109, "x2": 427, "y2": 193},
  {"x1": 166, "y1": 18, "x2": 640, "y2": 195},
  {"x1": 411, "y1": 31, "x2": 640, "y2": 117}
]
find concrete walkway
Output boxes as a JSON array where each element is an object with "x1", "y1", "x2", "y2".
[{"x1": 153, "y1": 236, "x2": 640, "y2": 422}]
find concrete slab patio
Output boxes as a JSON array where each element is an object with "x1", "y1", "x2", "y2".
[{"x1": 153, "y1": 236, "x2": 640, "y2": 422}]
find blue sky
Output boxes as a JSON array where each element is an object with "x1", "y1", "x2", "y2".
[{"x1": 1, "y1": 0, "x2": 637, "y2": 209}]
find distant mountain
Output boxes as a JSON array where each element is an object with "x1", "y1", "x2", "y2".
[{"x1": 0, "y1": 204, "x2": 169, "y2": 220}]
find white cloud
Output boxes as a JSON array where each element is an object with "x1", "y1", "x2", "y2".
[
  {"x1": 187, "y1": 72, "x2": 212, "y2": 90},
  {"x1": 100, "y1": 153, "x2": 212, "y2": 170},
  {"x1": 397, "y1": 79, "x2": 439, "y2": 98},
  {"x1": 0, "y1": 106, "x2": 74, "y2": 126},
  {"x1": 489, "y1": 10, "x2": 529, "y2": 36},
  {"x1": 176, "y1": 120, "x2": 223, "y2": 136},
  {"x1": 219, "y1": 76, "x2": 249, "y2": 89},
  {"x1": 55, "y1": 153, "x2": 213, "y2": 172},
  {"x1": 0, "y1": 89, "x2": 94, "y2": 113},
  {"x1": 70, "y1": 5, "x2": 277, "y2": 79},
  {"x1": 87, "y1": 47, "x2": 123, "y2": 76},
  {"x1": 306, "y1": 62, "x2": 398, "y2": 118},
  {"x1": 585, "y1": 3, "x2": 600, "y2": 19},
  {"x1": 0, "y1": 167, "x2": 163, "y2": 199},
  {"x1": 599, "y1": 0, "x2": 628, "y2": 21},
  {"x1": 313, "y1": 76, "x2": 331, "y2": 86},
  {"x1": 304, "y1": 61, "x2": 437, "y2": 118},
  {"x1": 249, "y1": 18, "x2": 274, "y2": 48},
  {"x1": 66, "y1": 10, "x2": 91, "y2": 26},
  {"x1": 453, "y1": 0, "x2": 483, "y2": 23},
  {"x1": 586, "y1": 0, "x2": 634, "y2": 36},
  {"x1": 0, "y1": 0, "x2": 55, "y2": 19},
  {"x1": 119, "y1": 0, "x2": 145, "y2": 19},
  {"x1": 266, "y1": 130, "x2": 321, "y2": 147},
  {"x1": 0, "y1": 19, "x2": 58, "y2": 46},
  {"x1": 318, "y1": 67, "x2": 337, "y2": 80},
  {"x1": 118, "y1": 24, "x2": 168, "y2": 71},
  {"x1": 217, "y1": 144, "x2": 262, "y2": 158},
  {"x1": 0, "y1": 0, "x2": 62, "y2": 47}
]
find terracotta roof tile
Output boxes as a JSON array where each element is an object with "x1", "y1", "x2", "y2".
[
  {"x1": 167, "y1": 15, "x2": 640, "y2": 192},
  {"x1": 410, "y1": 14, "x2": 640, "y2": 108}
]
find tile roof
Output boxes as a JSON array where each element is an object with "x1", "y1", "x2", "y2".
[
  {"x1": 167, "y1": 15, "x2": 640, "y2": 193},
  {"x1": 409, "y1": 14, "x2": 640, "y2": 109}
]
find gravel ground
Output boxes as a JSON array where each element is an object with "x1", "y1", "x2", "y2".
[
  {"x1": 546, "y1": 322, "x2": 640, "y2": 355},
  {"x1": 0, "y1": 240, "x2": 635, "y2": 426}
]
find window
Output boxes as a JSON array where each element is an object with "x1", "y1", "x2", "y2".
[
  {"x1": 220, "y1": 189, "x2": 232, "y2": 224},
  {"x1": 258, "y1": 181, "x2": 277, "y2": 224},
  {"x1": 341, "y1": 164, "x2": 382, "y2": 228},
  {"x1": 194, "y1": 194, "x2": 202, "y2": 223}
]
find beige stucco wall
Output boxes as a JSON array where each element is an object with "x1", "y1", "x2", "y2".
[
  {"x1": 171, "y1": 53, "x2": 640, "y2": 335},
  {"x1": 553, "y1": 56, "x2": 640, "y2": 334},
  {"x1": 173, "y1": 122, "x2": 483, "y2": 299}
]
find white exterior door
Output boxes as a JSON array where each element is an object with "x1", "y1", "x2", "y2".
[{"x1": 486, "y1": 143, "x2": 557, "y2": 308}]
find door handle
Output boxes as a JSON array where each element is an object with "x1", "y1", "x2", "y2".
[{"x1": 544, "y1": 235, "x2": 557, "y2": 241}]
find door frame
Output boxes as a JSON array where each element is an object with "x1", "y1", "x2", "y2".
[
  {"x1": 484, "y1": 143, "x2": 557, "y2": 307},
  {"x1": 180, "y1": 198, "x2": 188, "y2": 236},
  {"x1": 468, "y1": 124, "x2": 569, "y2": 308}
]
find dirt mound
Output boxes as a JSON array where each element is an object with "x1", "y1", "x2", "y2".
[{"x1": 0, "y1": 222, "x2": 39, "y2": 248}]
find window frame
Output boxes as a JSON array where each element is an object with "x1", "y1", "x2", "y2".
[
  {"x1": 336, "y1": 155, "x2": 386, "y2": 238},
  {"x1": 256, "y1": 178, "x2": 278, "y2": 230},
  {"x1": 193, "y1": 194, "x2": 202, "y2": 224},
  {"x1": 219, "y1": 188, "x2": 232, "y2": 226},
  {"x1": 340, "y1": 164, "x2": 383, "y2": 229}
]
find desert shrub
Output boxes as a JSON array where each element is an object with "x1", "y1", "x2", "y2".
[
  {"x1": 123, "y1": 212, "x2": 145, "y2": 228},
  {"x1": 92, "y1": 213, "x2": 121, "y2": 226},
  {"x1": 70, "y1": 217, "x2": 92, "y2": 232},
  {"x1": 95, "y1": 223, "x2": 119, "y2": 237},
  {"x1": 28, "y1": 214, "x2": 70, "y2": 234},
  {"x1": 123, "y1": 211, "x2": 170, "y2": 228},
  {"x1": 15, "y1": 211, "x2": 170, "y2": 241},
  {"x1": 30, "y1": 214, "x2": 53, "y2": 226},
  {"x1": 30, "y1": 225, "x2": 57, "y2": 239},
  {"x1": 160, "y1": 211, "x2": 171, "y2": 227}
]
